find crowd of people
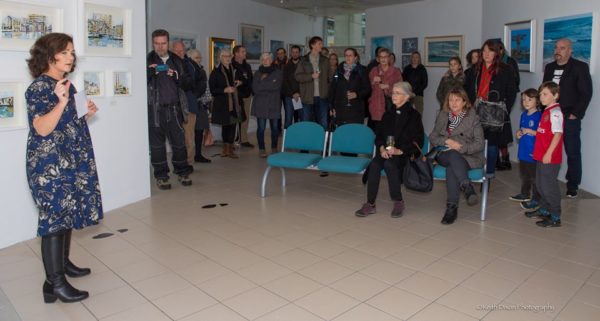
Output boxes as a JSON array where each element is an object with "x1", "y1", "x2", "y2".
[{"x1": 22, "y1": 29, "x2": 592, "y2": 304}]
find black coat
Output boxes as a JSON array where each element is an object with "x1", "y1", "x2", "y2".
[
  {"x1": 375, "y1": 99, "x2": 425, "y2": 158},
  {"x1": 464, "y1": 63, "x2": 517, "y2": 145},
  {"x1": 209, "y1": 64, "x2": 244, "y2": 125},
  {"x1": 282, "y1": 59, "x2": 301, "y2": 97},
  {"x1": 402, "y1": 64, "x2": 428, "y2": 96},
  {"x1": 329, "y1": 64, "x2": 371, "y2": 125},
  {"x1": 543, "y1": 57, "x2": 593, "y2": 119},
  {"x1": 231, "y1": 59, "x2": 253, "y2": 98}
]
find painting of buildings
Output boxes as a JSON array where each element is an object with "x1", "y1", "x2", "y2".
[
  {"x1": 1, "y1": 13, "x2": 52, "y2": 40},
  {"x1": 113, "y1": 72, "x2": 130, "y2": 96},
  {"x1": 87, "y1": 11, "x2": 124, "y2": 48},
  {"x1": 0, "y1": 91, "x2": 14, "y2": 119}
]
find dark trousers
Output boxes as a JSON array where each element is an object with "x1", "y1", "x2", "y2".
[
  {"x1": 194, "y1": 129, "x2": 204, "y2": 159},
  {"x1": 366, "y1": 155, "x2": 406, "y2": 204},
  {"x1": 519, "y1": 161, "x2": 540, "y2": 200},
  {"x1": 257, "y1": 118, "x2": 280, "y2": 150},
  {"x1": 564, "y1": 118, "x2": 582, "y2": 191},
  {"x1": 486, "y1": 145, "x2": 498, "y2": 175},
  {"x1": 536, "y1": 162, "x2": 561, "y2": 216},
  {"x1": 302, "y1": 96, "x2": 329, "y2": 129},
  {"x1": 149, "y1": 105, "x2": 191, "y2": 180},
  {"x1": 436, "y1": 150, "x2": 471, "y2": 204},
  {"x1": 222, "y1": 124, "x2": 236, "y2": 144},
  {"x1": 284, "y1": 97, "x2": 304, "y2": 129}
]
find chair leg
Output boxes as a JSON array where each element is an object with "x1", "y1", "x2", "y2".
[
  {"x1": 480, "y1": 179, "x2": 489, "y2": 221},
  {"x1": 261, "y1": 166, "x2": 272, "y2": 198},
  {"x1": 279, "y1": 168, "x2": 286, "y2": 187}
]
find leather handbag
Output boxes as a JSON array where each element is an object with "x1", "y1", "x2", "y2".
[
  {"x1": 403, "y1": 142, "x2": 434, "y2": 192},
  {"x1": 474, "y1": 90, "x2": 507, "y2": 132}
]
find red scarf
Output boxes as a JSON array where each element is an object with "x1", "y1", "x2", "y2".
[{"x1": 477, "y1": 63, "x2": 494, "y2": 100}]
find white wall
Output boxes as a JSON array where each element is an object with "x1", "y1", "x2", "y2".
[
  {"x1": 366, "y1": 0, "x2": 484, "y2": 135},
  {"x1": 482, "y1": 0, "x2": 600, "y2": 195},
  {"x1": 0, "y1": 0, "x2": 150, "y2": 249}
]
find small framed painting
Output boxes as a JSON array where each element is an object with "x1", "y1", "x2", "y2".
[
  {"x1": 504, "y1": 20, "x2": 536, "y2": 72},
  {"x1": 81, "y1": 1, "x2": 132, "y2": 56},
  {"x1": 239, "y1": 23, "x2": 263, "y2": 63},
  {"x1": 171, "y1": 32, "x2": 197, "y2": 50},
  {"x1": 424, "y1": 35, "x2": 463, "y2": 67},
  {"x1": 0, "y1": 0, "x2": 63, "y2": 51},
  {"x1": 209, "y1": 37, "x2": 235, "y2": 71},
  {"x1": 112, "y1": 71, "x2": 131, "y2": 96},
  {"x1": 402, "y1": 37, "x2": 418, "y2": 54},
  {"x1": 83, "y1": 71, "x2": 104, "y2": 97},
  {"x1": 270, "y1": 40, "x2": 284, "y2": 55},
  {"x1": 0, "y1": 82, "x2": 25, "y2": 130}
]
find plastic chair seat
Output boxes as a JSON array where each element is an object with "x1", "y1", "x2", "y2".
[
  {"x1": 433, "y1": 165, "x2": 485, "y2": 181},
  {"x1": 317, "y1": 156, "x2": 371, "y2": 174},
  {"x1": 267, "y1": 152, "x2": 322, "y2": 169}
]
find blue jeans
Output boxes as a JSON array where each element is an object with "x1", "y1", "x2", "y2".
[
  {"x1": 564, "y1": 118, "x2": 581, "y2": 191},
  {"x1": 302, "y1": 96, "x2": 329, "y2": 129},
  {"x1": 486, "y1": 145, "x2": 498, "y2": 175},
  {"x1": 284, "y1": 97, "x2": 303, "y2": 129},
  {"x1": 256, "y1": 118, "x2": 280, "y2": 150}
]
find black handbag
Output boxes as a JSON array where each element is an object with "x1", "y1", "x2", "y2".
[
  {"x1": 474, "y1": 90, "x2": 507, "y2": 132},
  {"x1": 403, "y1": 142, "x2": 434, "y2": 192}
]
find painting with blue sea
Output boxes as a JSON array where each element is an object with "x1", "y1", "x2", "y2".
[{"x1": 543, "y1": 13, "x2": 593, "y2": 66}]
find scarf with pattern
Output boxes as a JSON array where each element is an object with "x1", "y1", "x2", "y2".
[{"x1": 448, "y1": 110, "x2": 466, "y2": 134}]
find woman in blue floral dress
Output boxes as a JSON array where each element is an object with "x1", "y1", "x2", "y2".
[{"x1": 26, "y1": 33, "x2": 102, "y2": 303}]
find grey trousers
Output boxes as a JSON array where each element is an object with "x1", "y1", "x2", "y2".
[
  {"x1": 436, "y1": 150, "x2": 471, "y2": 205},
  {"x1": 535, "y1": 163, "x2": 561, "y2": 216}
]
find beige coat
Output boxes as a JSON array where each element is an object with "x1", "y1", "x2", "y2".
[{"x1": 429, "y1": 108, "x2": 485, "y2": 169}]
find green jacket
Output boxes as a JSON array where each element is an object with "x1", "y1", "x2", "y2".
[{"x1": 294, "y1": 53, "x2": 333, "y2": 104}]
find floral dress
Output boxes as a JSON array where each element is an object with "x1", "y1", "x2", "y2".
[{"x1": 25, "y1": 75, "x2": 103, "y2": 236}]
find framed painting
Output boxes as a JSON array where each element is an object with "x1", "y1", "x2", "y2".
[
  {"x1": 424, "y1": 35, "x2": 463, "y2": 67},
  {"x1": 504, "y1": 20, "x2": 536, "y2": 72},
  {"x1": 543, "y1": 13, "x2": 593, "y2": 67},
  {"x1": 81, "y1": 2, "x2": 132, "y2": 56},
  {"x1": 270, "y1": 40, "x2": 284, "y2": 55},
  {"x1": 0, "y1": 0, "x2": 62, "y2": 51},
  {"x1": 401, "y1": 54, "x2": 411, "y2": 68},
  {"x1": 209, "y1": 37, "x2": 235, "y2": 71},
  {"x1": 402, "y1": 37, "x2": 418, "y2": 54},
  {"x1": 171, "y1": 32, "x2": 197, "y2": 51},
  {"x1": 370, "y1": 35, "x2": 393, "y2": 60},
  {"x1": 83, "y1": 71, "x2": 104, "y2": 97},
  {"x1": 239, "y1": 23, "x2": 263, "y2": 63},
  {"x1": 287, "y1": 43, "x2": 305, "y2": 56},
  {"x1": 0, "y1": 82, "x2": 25, "y2": 130},
  {"x1": 112, "y1": 71, "x2": 131, "y2": 96}
]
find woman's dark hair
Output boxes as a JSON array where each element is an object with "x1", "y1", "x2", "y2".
[
  {"x1": 344, "y1": 47, "x2": 358, "y2": 59},
  {"x1": 27, "y1": 33, "x2": 76, "y2": 78},
  {"x1": 479, "y1": 39, "x2": 504, "y2": 73},
  {"x1": 466, "y1": 49, "x2": 480, "y2": 66},
  {"x1": 308, "y1": 36, "x2": 323, "y2": 50},
  {"x1": 539, "y1": 81, "x2": 560, "y2": 97},
  {"x1": 442, "y1": 87, "x2": 472, "y2": 113},
  {"x1": 521, "y1": 88, "x2": 540, "y2": 108}
]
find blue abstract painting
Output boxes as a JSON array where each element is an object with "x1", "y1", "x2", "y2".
[
  {"x1": 370, "y1": 36, "x2": 393, "y2": 60},
  {"x1": 511, "y1": 28, "x2": 531, "y2": 64},
  {"x1": 543, "y1": 13, "x2": 593, "y2": 66}
]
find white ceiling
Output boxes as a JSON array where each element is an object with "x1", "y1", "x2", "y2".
[{"x1": 249, "y1": 0, "x2": 423, "y2": 16}]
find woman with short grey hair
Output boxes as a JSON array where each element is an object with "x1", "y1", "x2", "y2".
[{"x1": 252, "y1": 52, "x2": 283, "y2": 157}]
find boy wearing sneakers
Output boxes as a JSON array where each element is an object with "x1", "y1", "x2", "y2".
[
  {"x1": 524, "y1": 82, "x2": 563, "y2": 227},
  {"x1": 510, "y1": 89, "x2": 541, "y2": 203}
]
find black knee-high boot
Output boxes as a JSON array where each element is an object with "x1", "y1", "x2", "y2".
[
  {"x1": 41, "y1": 232, "x2": 89, "y2": 303},
  {"x1": 194, "y1": 130, "x2": 211, "y2": 163},
  {"x1": 64, "y1": 230, "x2": 91, "y2": 277}
]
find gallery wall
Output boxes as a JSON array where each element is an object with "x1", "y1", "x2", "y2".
[
  {"x1": 365, "y1": 0, "x2": 484, "y2": 138},
  {"x1": 481, "y1": 0, "x2": 600, "y2": 196},
  {"x1": 0, "y1": 0, "x2": 150, "y2": 249}
]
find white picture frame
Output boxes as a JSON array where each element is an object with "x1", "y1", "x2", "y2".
[
  {"x1": 112, "y1": 71, "x2": 131, "y2": 96},
  {"x1": 0, "y1": 81, "x2": 26, "y2": 131},
  {"x1": 0, "y1": 0, "x2": 63, "y2": 51},
  {"x1": 80, "y1": 1, "x2": 132, "y2": 57},
  {"x1": 83, "y1": 71, "x2": 104, "y2": 97},
  {"x1": 504, "y1": 19, "x2": 536, "y2": 72}
]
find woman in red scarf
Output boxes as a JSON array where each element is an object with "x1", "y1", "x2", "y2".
[{"x1": 465, "y1": 40, "x2": 517, "y2": 175}]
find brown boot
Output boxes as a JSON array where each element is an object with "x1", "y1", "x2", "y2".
[
  {"x1": 229, "y1": 144, "x2": 239, "y2": 159},
  {"x1": 220, "y1": 143, "x2": 229, "y2": 157}
]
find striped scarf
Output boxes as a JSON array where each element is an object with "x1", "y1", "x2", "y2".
[{"x1": 448, "y1": 110, "x2": 466, "y2": 134}]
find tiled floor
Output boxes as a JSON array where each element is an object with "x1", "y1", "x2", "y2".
[{"x1": 1, "y1": 143, "x2": 600, "y2": 321}]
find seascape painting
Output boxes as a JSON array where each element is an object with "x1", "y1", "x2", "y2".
[
  {"x1": 239, "y1": 24, "x2": 263, "y2": 63},
  {"x1": 84, "y1": 72, "x2": 103, "y2": 96},
  {"x1": 543, "y1": 13, "x2": 593, "y2": 66},
  {"x1": 0, "y1": 90, "x2": 14, "y2": 119},
  {"x1": 402, "y1": 37, "x2": 418, "y2": 54},
  {"x1": 504, "y1": 19, "x2": 536, "y2": 72},
  {"x1": 113, "y1": 72, "x2": 131, "y2": 96},
  {"x1": 370, "y1": 36, "x2": 393, "y2": 60},
  {"x1": 425, "y1": 35, "x2": 463, "y2": 67}
]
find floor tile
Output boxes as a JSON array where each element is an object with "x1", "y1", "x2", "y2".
[
  {"x1": 396, "y1": 272, "x2": 455, "y2": 300},
  {"x1": 360, "y1": 260, "x2": 416, "y2": 285},
  {"x1": 299, "y1": 260, "x2": 354, "y2": 285},
  {"x1": 255, "y1": 303, "x2": 325, "y2": 321},
  {"x1": 83, "y1": 286, "x2": 147, "y2": 319},
  {"x1": 263, "y1": 273, "x2": 323, "y2": 301},
  {"x1": 408, "y1": 302, "x2": 478, "y2": 321},
  {"x1": 179, "y1": 303, "x2": 247, "y2": 321},
  {"x1": 237, "y1": 259, "x2": 292, "y2": 285},
  {"x1": 332, "y1": 303, "x2": 401, "y2": 321},
  {"x1": 132, "y1": 272, "x2": 191, "y2": 300},
  {"x1": 437, "y1": 285, "x2": 500, "y2": 319},
  {"x1": 330, "y1": 273, "x2": 390, "y2": 301},
  {"x1": 295, "y1": 287, "x2": 360, "y2": 320},
  {"x1": 197, "y1": 272, "x2": 256, "y2": 301},
  {"x1": 367, "y1": 287, "x2": 430, "y2": 320},
  {"x1": 223, "y1": 287, "x2": 288, "y2": 320},
  {"x1": 152, "y1": 286, "x2": 217, "y2": 320},
  {"x1": 100, "y1": 303, "x2": 171, "y2": 321}
]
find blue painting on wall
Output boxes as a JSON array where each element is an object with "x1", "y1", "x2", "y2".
[
  {"x1": 511, "y1": 28, "x2": 531, "y2": 64},
  {"x1": 370, "y1": 36, "x2": 393, "y2": 60},
  {"x1": 402, "y1": 37, "x2": 418, "y2": 54},
  {"x1": 543, "y1": 13, "x2": 593, "y2": 66},
  {"x1": 270, "y1": 40, "x2": 284, "y2": 55}
]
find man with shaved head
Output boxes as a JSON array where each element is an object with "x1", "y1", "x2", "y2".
[{"x1": 543, "y1": 38, "x2": 593, "y2": 198}]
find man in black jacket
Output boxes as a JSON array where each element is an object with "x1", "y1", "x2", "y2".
[
  {"x1": 147, "y1": 29, "x2": 194, "y2": 190},
  {"x1": 232, "y1": 45, "x2": 254, "y2": 148},
  {"x1": 282, "y1": 45, "x2": 302, "y2": 128},
  {"x1": 543, "y1": 38, "x2": 593, "y2": 198}
]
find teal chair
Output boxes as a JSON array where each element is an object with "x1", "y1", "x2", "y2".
[
  {"x1": 260, "y1": 122, "x2": 327, "y2": 197},
  {"x1": 316, "y1": 124, "x2": 375, "y2": 174},
  {"x1": 431, "y1": 139, "x2": 490, "y2": 220}
]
